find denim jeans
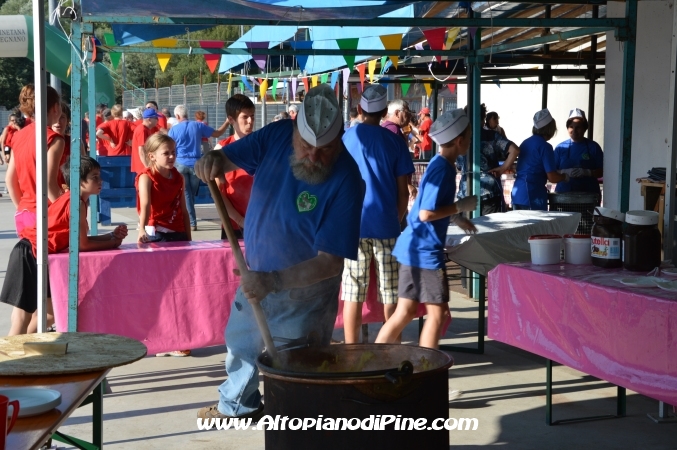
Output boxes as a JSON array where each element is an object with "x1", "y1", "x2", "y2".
[
  {"x1": 175, "y1": 163, "x2": 200, "y2": 226},
  {"x1": 217, "y1": 275, "x2": 341, "y2": 416}
]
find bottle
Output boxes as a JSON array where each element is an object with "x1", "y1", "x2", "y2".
[
  {"x1": 591, "y1": 207, "x2": 625, "y2": 268},
  {"x1": 623, "y1": 211, "x2": 661, "y2": 271}
]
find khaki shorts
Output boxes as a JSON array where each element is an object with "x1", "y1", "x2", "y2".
[{"x1": 341, "y1": 238, "x2": 399, "y2": 304}]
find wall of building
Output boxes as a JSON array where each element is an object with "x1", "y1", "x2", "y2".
[{"x1": 604, "y1": 0, "x2": 674, "y2": 210}]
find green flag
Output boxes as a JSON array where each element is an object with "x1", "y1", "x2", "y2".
[
  {"x1": 401, "y1": 78, "x2": 412, "y2": 97},
  {"x1": 321, "y1": 73, "x2": 329, "y2": 84},
  {"x1": 271, "y1": 78, "x2": 278, "y2": 99},
  {"x1": 380, "y1": 55, "x2": 387, "y2": 74},
  {"x1": 103, "y1": 33, "x2": 121, "y2": 70},
  {"x1": 336, "y1": 38, "x2": 359, "y2": 72}
]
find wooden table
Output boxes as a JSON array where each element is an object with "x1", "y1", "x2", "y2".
[
  {"x1": 638, "y1": 178, "x2": 666, "y2": 236},
  {"x1": 2, "y1": 370, "x2": 108, "y2": 450}
]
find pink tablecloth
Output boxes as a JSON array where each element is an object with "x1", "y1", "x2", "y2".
[
  {"x1": 49, "y1": 241, "x2": 434, "y2": 355},
  {"x1": 488, "y1": 262, "x2": 677, "y2": 406}
]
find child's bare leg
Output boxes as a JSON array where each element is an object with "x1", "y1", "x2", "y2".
[
  {"x1": 26, "y1": 298, "x2": 55, "y2": 333},
  {"x1": 342, "y1": 301, "x2": 363, "y2": 344},
  {"x1": 383, "y1": 303, "x2": 402, "y2": 343},
  {"x1": 376, "y1": 298, "x2": 418, "y2": 344},
  {"x1": 9, "y1": 307, "x2": 32, "y2": 335},
  {"x1": 419, "y1": 303, "x2": 450, "y2": 349}
]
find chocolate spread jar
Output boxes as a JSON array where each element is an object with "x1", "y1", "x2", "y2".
[
  {"x1": 623, "y1": 210, "x2": 661, "y2": 272},
  {"x1": 591, "y1": 207, "x2": 625, "y2": 268}
]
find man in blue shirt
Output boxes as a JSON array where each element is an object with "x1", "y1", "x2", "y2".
[
  {"x1": 341, "y1": 85, "x2": 414, "y2": 344},
  {"x1": 194, "y1": 85, "x2": 364, "y2": 421},
  {"x1": 168, "y1": 104, "x2": 229, "y2": 230}
]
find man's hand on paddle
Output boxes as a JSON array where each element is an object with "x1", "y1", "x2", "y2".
[
  {"x1": 195, "y1": 150, "x2": 228, "y2": 183},
  {"x1": 233, "y1": 268, "x2": 274, "y2": 304}
]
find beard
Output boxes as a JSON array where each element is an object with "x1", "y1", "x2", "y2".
[{"x1": 289, "y1": 152, "x2": 339, "y2": 185}]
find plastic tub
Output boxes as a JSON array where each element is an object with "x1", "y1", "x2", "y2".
[
  {"x1": 528, "y1": 235, "x2": 562, "y2": 265},
  {"x1": 564, "y1": 234, "x2": 592, "y2": 265}
]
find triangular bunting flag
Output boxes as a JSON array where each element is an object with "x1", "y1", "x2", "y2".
[
  {"x1": 283, "y1": 79, "x2": 288, "y2": 101},
  {"x1": 445, "y1": 28, "x2": 460, "y2": 49},
  {"x1": 289, "y1": 41, "x2": 312, "y2": 71},
  {"x1": 152, "y1": 38, "x2": 177, "y2": 72},
  {"x1": 302, "y1": 77, "x2": 310, "y2": 93},
  {"x1": 259, "y1": 79, "x2": 268, "y2": 101},
  {"x1": 102, "y1": 33, "x2": 120, "y2": 70},
  {"x1": 468, "y1": 27, "x2": 478, "y2": 40},
  {"x1": 368, "y1": 60, "x2": 377, "y2": 83},
  {"x1": 379, "y1": 34, "x2": 403, "y2": 69},
  {"x1": 311, "y1": 75, "x2": 318, "y2": 88},
  {"x1": 342, "y1": 68, "x2": 350, "y2": 96},
  {"x1": 330, "y1": 71, "x2": 339, "y2": 90},
  {"x1": 357, "y1": 82, "x2": 363, "y2": 95},
  {"x1": 447, "y1": 83, "x2": 456, "y2": 95},
  {"x1": 336, "y1": 38, "x2": 359, "y2": 72},
  {"x1": 380, "y1": 77, "x2": 389, "y2": 87},
  {"x1": 383, "y1": 60, "x2": 393, "y2": 73},
  {"x1": 241, "y1": 77, "x2": 253, "y2": 93},
  {"x1": 424, "y1": 82, "x2": 432, "y2": 98},
  {"x1": 518, "y1": 77, "x2": 522, "y2": 82},
  {"x1": 291, "y1": 77, "x2": 298, "y2": 100},
  {"x1": 245, "y1": 41, "x2": 269, "y2": 71},
  {"x1": 227, "y1": 73, "x2": 232, "y2": 95},
  {"x1": 271, "y1": 78, "x2": 278, "y2": 100},
  {"x1": 495, "y1": 80, "x2": 501, "y2": 88},
  {"x1": 422, "y1": 28, "x2": 446, "y2": 63},
  {"x1": 357, "y1": 64, "x2": 366, "y2": 91},
  {"x1": 415, "y1": 42, "x2": 424, "y2": 51},
  {"x1": 200, "y1": 40, "x2": 223, "y2": 74},
  {"x1": 401, "y1": 79, "x2": 411, "y2": 97},
  {"x1": 321, "y1": 73, "x2": 329, "y2": 85},
  {"x1": 239, "y1": 81, "x2": 244, "y2": 94}
]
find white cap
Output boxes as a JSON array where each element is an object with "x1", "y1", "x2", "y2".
[
  {"x1": 359, "y1": 85, "x2": 388, "y2": 113},
  {"x1": 429, "y1": 109, "x2": 469, "y2": 145},
  {"x1": 297, "y1": 85, "x2": 342, "y2": 147},
  {"x1": 625, "y1": 210, "x2": 658, "y2": 226},
  {"x1": 127, "y1": 108, "x2": 142, "y2": 120},
  {"x1": 122, "y1": 111, "x2": 131, "y2": 119},
  {"x1": 533, "y1": 109, "x2": 553, "y2": 129},
  {"x1": 288, "y1": 104, "x2": 299, "y2": 113},
  {"x1": 568, "y1": 108, "x2": 587, "y2": 121},
  {"x1": 594, "y1": 207, "x2": 625, "y2": 222}
]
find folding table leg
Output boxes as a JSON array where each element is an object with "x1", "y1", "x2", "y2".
[
  {"x1": 52, "y1": 381, "x2": 104, "y2": 450},
  {"x1": 439, "y1": 274, "x2": 485, "y2": 354},
  {"x1": 647, "y1": 401, "x2": 677, "y2": 423}
]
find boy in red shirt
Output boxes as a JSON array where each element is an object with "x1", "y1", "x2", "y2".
[
  {"x1": 213, "y1": 94, "x2": 255, "y2": 240},
  {"x1": 417, "y1": 107, "x2": 433, "y2": 159},
  {"x1": 0, "y1": 155, "x2": 128, "y2": 335},
  {"x1": 130, "y1": 108, "x2": 159, "y2": 174},
  {"x1": 96, "y1": 104, "x2": 133, "y2": 156}
]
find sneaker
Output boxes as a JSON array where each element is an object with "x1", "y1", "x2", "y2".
[
  {"x1": 192, "y1": 225, "x2": 198, "y2": 231},
  {"x1": 156, "y1": 350, "x2": 191, "y2": 357},
  {"x1": 197, "y1": 403, "x2": 265, "y2": 421},
  {"x1": 448, "y1": 389, "x2": 463, "y2": 402}
]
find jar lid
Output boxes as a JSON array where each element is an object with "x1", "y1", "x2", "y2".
[
  {"x1": 528, "y1": 234, "x2": 562, "y2": 241},
  {"x1": 625, "y1": 210, "x2": 659, "y2": 225},
  {"x1": 593, "y1": 207, "x2": 625, "y2": 222},
  {"x1": 563, "y1": 234, "x2": 591, "y2": 239}
]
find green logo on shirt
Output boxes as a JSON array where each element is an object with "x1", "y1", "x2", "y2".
[
  {"x1": 296, "y1": 191, "x2": 317, "y2": 212},
  {"x1": 582, "y1": 153, "x2": 590, "y2": 160}
]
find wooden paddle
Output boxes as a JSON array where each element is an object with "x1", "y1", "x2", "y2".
[{"x1": 207, "y1": 180, "x2": 279, "y2": 361}]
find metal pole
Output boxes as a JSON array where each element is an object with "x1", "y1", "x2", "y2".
[
  {"x1": 542, "y1": 5, "x2": 551, "y2": 110},
  {"x1": 48, "y1": 0, "x2": 61, "y2": 95},
  {"x1": 619, "y1": 0, "x2": 638, "y2": 212},
  {"x1": 664, "y1": 0, "x2": 677, "y2": 260},
  {"x1": 587, "y1": 5, "x2": 599, "y2": 141},
  {"x1": 431, "y1": 82, "x2": 438, "y2": 154},
  {"x1": 88, "y1": 63, "x2": 98, "y2": 235},
  {"x1": 33, "y1": 0, "x2": 49, "y2": 333},
  {"x1": 471, "y1": 29, "x2": 482, "y2": 299}
]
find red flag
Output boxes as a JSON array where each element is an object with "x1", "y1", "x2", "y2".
[
  {"x1": 302, "y1": 77, "x2": 310, "y2": 94},
  {"x1": 423, "y1": 28, "x2": 446, "y2": 63},
  {"x1": 357, "y1": 64, "x2": 366, "y2": 91},
  {"x1": 447, "y1": 84, "x2": 456, "y2": 94},
  {"x1": 199, "y1": 40, "x2": 223, "y2": 74}
]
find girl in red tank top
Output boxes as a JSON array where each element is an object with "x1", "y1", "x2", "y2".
[{"x1": 136, "y1": 133, "x2": 192, "y2": 244}]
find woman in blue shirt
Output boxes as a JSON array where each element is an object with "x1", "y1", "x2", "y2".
[
  {"x1": 553, "y1": 108, "x2": 603, "y2": 197},
  {"x1": 511, "y1": 109, "x2": 569, "y2": 210}
]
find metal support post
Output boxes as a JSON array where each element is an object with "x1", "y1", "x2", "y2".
[
  {"x1": 619, "y1": 0, "x2": 638, "y2": 212},
  {"x1": 87, "y1": 63, "x2": 98, "y2": 234},
  {"x1": 542, "y1": 5, "x2": 551, "y2": 110},
  {"x1": 431, "y1": 82, "x2": 439, "y2": 154},
  {"x1": 664, "y1": 0, "x2": 677, "y2": 260},
  {"x1": 587, "y1": 5, "x2": 599, "y2": 141},
  {"x1": 471, "y1": 28, "x2": 483, "y2": 300},
  {"x1": 439, "y1": 274, "x2": 485, "y2": 354},
  {"x1": 52, "y1": 381, "x2": 104, "y2": 450},
  {"x1": 48, "y1": 0, "x2": 61, "y2": 95},
  {"x1": 648, "y1": 401, "x2": 677, "y2": 423}
]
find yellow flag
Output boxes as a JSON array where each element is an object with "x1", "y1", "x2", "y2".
[
  {"x1": 445, "y1": 28, "x2": 460, "y2": 49},
  {"x1": 259, "y1": 78, "x2": 269, "y2": 101},
  {"x1": 311, "y1": 75, "x2": 318, "y2": 87},
  {"x1": 379, "y1": 33, "x2": 403, "y2": 69},
  {"x1": 152, "y1": 38, "x2": 177, "y2": 72},
  {"x1": 368, "y1": 59, "x2": 377, "y2": 83},
  {"x1": 424, "y1": 83, "x2": 432, "y2": 98},
  {"x1": 226, "y1": 73, "x2": 232, "y2": 95}
]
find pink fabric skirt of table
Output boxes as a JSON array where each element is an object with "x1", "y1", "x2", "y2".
[{"x1": 488, "y1": 262, "x2": 677, "y2": 406}]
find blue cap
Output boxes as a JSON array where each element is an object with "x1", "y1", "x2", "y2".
[{"x1": 143, "y1": 108, "x2": 159, "y2": 119}]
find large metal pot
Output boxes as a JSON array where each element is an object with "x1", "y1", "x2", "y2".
[{"x1": 257, "y1": 344, "x2": 453, "y2": 450}]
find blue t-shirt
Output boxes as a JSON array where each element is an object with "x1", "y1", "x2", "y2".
[
  {"x1": 554, "y1": 138, "x2": 603, "y2": 194},
  {"x1": 342, "y1": 123, "x2": 414, "y2": 239},
  {"x1": 222, "y1": 120, "x2": 365, "y2": 272},
  {"x1": 392, "y1": 155, "x2": 457, "y2": 270},
  {"x1": 169, "y1": 120, "x2": 215, "y2": 167},
  {"x1": 511, "y1": 134, "x2": 557, "y2": 210}
]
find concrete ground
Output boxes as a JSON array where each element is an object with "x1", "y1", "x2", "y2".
[{"x1": 0, "y1": 164, "x2": 675, "y2": 449}]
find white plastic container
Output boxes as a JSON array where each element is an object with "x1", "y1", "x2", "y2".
[
  {"x1": 528, "y1": 235, "x2": 562, "y2": 265},
  {"x1": 564, "y1": 234, "x2": 592, "y2": 264}
]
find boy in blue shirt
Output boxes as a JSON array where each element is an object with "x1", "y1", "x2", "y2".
[{"x1": 376, "y1": 110, "x2": 477, "y2": 349}]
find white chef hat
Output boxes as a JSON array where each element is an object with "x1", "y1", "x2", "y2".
[
  {"x1": 533, "y1": 109, "x2": 553, "y2": 129},
  {"x1": 288, "y1": 104, "x2": 299, "y2": 113},
  {"x1": 297, "y1": 85, "x2": 343, "y2": 147},
  {"x1": 429, "y1": 109, "x2": 469, "y2": 145},
  {"x1": 568, "y1": 108, "x2": 587, "y2": 122},
  {"x1": 360, "y1": 85, "x2": 388, "y2": 113},
  {"x1": 127, "y1": 108, "x2": 142, "y2": 120}
]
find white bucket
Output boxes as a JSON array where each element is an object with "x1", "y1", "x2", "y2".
[
  {"x1": 528, "y1": 235, "x2": 562, "y2": 265},
  {"x1": 564, "y1": 234, "x2": 592, "y2": 264}
]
